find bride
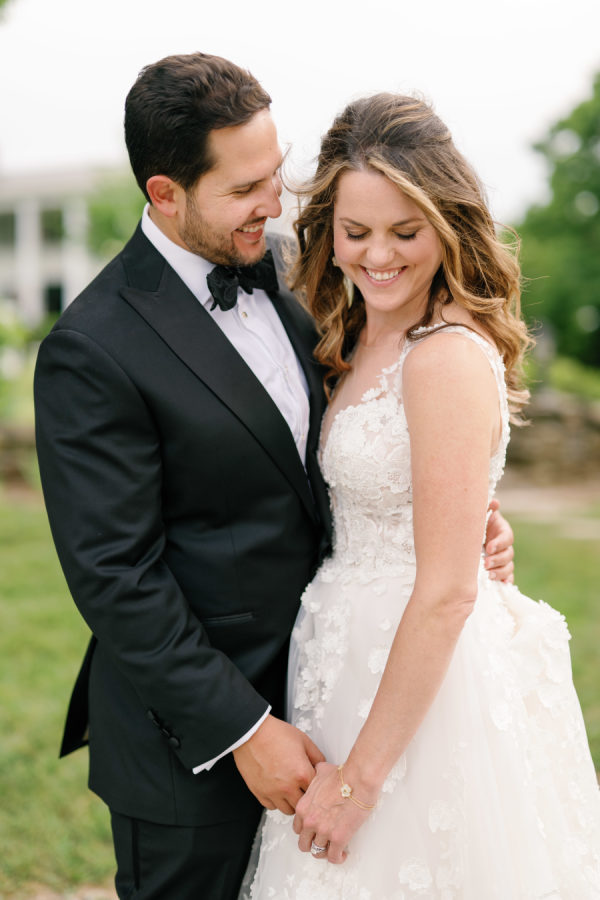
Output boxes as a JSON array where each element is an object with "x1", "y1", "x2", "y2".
[{"x1": 247, "y1": 93, "x2": 600, "y2": 898}]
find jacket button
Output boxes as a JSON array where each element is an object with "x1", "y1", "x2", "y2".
[
  {"x1": 168, "y1": 736, "x2": 181, "y2": 749},
  {"x1": 146, "y1": 709, "x2": 159, "y2": 725}
]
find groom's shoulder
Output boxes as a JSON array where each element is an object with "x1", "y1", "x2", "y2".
[
  {"x1": 50, "y1": 258, "x2": 121, "y2": 331},
  {"x1": 50, "y1": 226, "x2": 158, "y2": 338}
]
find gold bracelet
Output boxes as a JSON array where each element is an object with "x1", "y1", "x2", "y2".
[{"x1": 337, "y1": 765, "x2": 377, "y2": 810}]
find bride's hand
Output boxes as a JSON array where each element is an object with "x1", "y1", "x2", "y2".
[{"x1": 292, "y1": 761, "x2": 377, "y2": 864}]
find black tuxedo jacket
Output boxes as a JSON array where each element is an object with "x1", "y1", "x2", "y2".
[{"x1": 34, "y1": 225, "x2": 331, "y2": 826}]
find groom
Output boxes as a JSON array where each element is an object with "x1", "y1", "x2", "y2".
[{"x1": 34, "y1": 52, "x2": 514, "y2": 900}]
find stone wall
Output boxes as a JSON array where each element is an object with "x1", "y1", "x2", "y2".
[{"x1": 508, "y1": 389, "x2": 600, "y2": 483}]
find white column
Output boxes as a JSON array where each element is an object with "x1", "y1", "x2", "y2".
[
  {"x1": 15, "y1": 197, "x2": 43, "y2": 324},
  {"x1": 62, "y1": 196, "x2": 91, "y2": 308}
]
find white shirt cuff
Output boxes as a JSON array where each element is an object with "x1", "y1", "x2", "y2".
[{"x1": 192, "y1": 707, "x2": 271, "y2": 774}]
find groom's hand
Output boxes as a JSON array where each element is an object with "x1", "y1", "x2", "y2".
[
  {"x1": 233, "y1": 715, "x2": 325, "y2": 815},
  {"x1": 484, "y1": 498, "x2": 515, "y2": 582}
]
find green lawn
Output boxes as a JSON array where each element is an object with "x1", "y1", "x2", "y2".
[
  {"x1": 0, "y1": 492, "x2": 115, "y2": 897},
  {"x1": 0, "y1": 490, "x2": 598, "y2": 896}
]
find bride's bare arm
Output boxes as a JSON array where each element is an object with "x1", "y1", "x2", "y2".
[{"x1": 293, "y1": 333, "x2": 501, "y2": 863}]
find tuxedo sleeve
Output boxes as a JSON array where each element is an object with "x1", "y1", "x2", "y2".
[{"x1": 34, "y1": 328, "x2": 270, "y2": 769}]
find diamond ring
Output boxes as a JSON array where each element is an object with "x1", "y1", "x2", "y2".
[{"x1": 310, "y1": 841, "x2": 327, "y2": 856}]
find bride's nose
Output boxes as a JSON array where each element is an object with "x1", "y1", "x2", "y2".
[{"x1": 365, "y1": 239, "x2": 397, "y2": 268}]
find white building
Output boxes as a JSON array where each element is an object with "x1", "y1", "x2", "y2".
[
  {"x1": 0, "y1": 166, "x2": 124, "y2": 325},
  {"x1": 0, "y1": 166, "x2": 299, "y2": 327}
]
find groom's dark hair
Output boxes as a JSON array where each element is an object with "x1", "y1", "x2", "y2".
[{"x1": 125, "y1": 52, "x2": 272, "y2": 201}]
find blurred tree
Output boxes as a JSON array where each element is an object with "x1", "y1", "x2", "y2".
[
  {"x1": 516, "y1": 72, "x2": 600, "y2": 367},
  {"x1": 87, "y1": 172, "x2": 145, "y2": 260}
]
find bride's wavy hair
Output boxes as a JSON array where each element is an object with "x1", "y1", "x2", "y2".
[{"x1": 289, "y1": 92, "x2": 532, "y2": 420}]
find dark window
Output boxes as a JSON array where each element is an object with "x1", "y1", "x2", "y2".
[
  {"x1": 41, "y1": 208, "x2": 64, "y2": 243},
  {"x1": 0, "y1": 211, "x2": 16, "y2": 246},
  {"x1": 44, "y1": 283, "x2": 63, "y2": 314}
]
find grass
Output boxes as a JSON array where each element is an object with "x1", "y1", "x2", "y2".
[
  {"x1": 0, "y1": 488, "x2": 599, "y2": 895},
  {"x1": 0, "y1": 491, "x2": 114, "y2": 897}
]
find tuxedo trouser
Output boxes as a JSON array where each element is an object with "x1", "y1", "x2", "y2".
[{"x1": 110, "y1": 806, "x2": 263, "y2": 900}]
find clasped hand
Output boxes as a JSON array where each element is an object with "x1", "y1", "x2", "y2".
[
  {"x1": 293, "y1": 761, "x2": 375, "y2": 864},
  {"x1": 233, "y1": 715, "x2": 324, "y2": 814}
]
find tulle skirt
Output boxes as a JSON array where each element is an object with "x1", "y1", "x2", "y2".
[{"x1": 245, "y1": 567, "x2": 600, "y2": 899}]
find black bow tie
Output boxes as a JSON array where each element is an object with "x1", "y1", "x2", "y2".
[{"x1": 206, "y1": 250, "x2": 279, "y2": 311}]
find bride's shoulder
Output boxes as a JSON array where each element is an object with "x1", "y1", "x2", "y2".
[{"x1": 402, "y1": 322, "x2": 499, "y2": 395}]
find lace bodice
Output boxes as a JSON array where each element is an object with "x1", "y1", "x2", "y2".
[{"x1": 318, "y1": 325, "x2": 510, "y2": 582}]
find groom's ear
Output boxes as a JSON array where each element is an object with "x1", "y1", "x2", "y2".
[{"x1": 146, "y1": 175, "x2": 184, "y2": 218}]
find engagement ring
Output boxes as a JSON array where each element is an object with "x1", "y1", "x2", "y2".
[{"x1": 310, "y1": 841, "x2": 327, "y2": 856}]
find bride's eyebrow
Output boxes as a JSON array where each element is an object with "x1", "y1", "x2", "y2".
[{"x1": 338, "y1": 216, "x2": 423, "y2": 227}]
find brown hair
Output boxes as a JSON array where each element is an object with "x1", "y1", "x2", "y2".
[
  {"x1": 125, "y1": 52, "x2": 271, "y2": 201},
  {"x1": 291, "y1": 93, "x2": 532, "y2": 419}
]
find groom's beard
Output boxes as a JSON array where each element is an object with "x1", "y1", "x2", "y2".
[{"x1": 180, "y1": 192, "x2": 267, "y2": 268}]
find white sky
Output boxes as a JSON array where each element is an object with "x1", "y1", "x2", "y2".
[{"x1": 0, "y1": 0, "x2": 599, "y2": 224}]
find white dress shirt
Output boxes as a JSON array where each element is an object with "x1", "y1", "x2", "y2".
[
  {"x1": 141, "y1": 208, "x2": 310, "y2": 464},
  {"x1": 141, "y1": 207, "x2": 310, "y2": 772}
]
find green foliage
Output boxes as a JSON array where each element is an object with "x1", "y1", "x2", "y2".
[
  {"x1": 517, "y1": 73, "x2": 600, "y2": 367},
  {"x1": 87, "y1": 172, "x2": 145, "y2": 260},
  {"x1": 0, "y1": 303, "x2": 54, "y2": 427},
  {"x1": 0, "y1": 301, "x2": 28, "y2": 350},
  {"x1": 549, "y1": 355, "x2": 600, "y2": 400},
  {"x1": 0, "y1": 302, "x2": 31, "y2": 420},
  {"x1": 525, "y1": 352, "x2": 600, "y2": 401}
]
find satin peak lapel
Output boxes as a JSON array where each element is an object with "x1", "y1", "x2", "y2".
[{"x1": 120, "y1": 263, "x2": 318, "y2": 526}]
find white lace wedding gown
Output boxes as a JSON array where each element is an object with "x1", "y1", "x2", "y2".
[{"x1": 247, "y1": 325, "x2": 600, "y2": 899}]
